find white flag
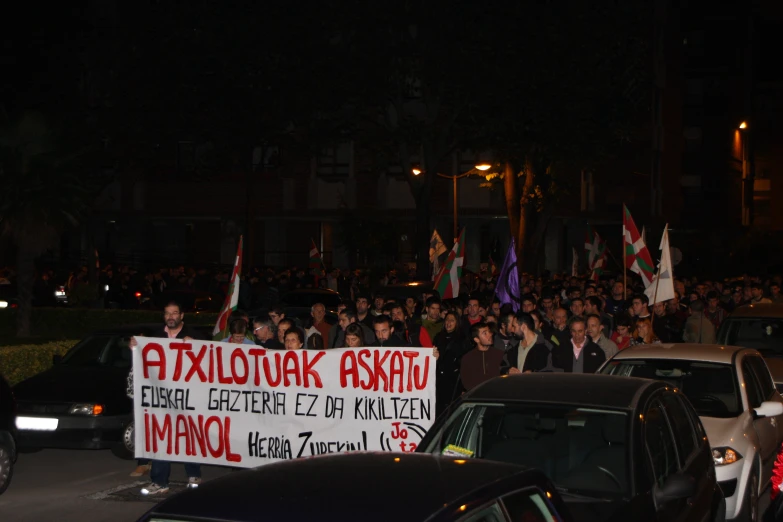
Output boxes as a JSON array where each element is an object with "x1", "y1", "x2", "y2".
[{"x1": 644, "y1": 225, "x2": 675, "y2": 304}]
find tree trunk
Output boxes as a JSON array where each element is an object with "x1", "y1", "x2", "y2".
[
  {"x1": 503, "y1": 161, "x2": 520, "y2": 246},
  {"x1": 524, "y1": 204, "x2": 555, "y2": 273},
  {"x1": 516, "y1": 158, "x2": 536, "y2": 274},
  {"x1": 15, "y1": 237, "x2": 37, "y2": 337}
]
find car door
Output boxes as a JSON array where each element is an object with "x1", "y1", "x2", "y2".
[
  {"x1": 660, "y1": 392, "x2": 716, "y2": 521},
  {"x1": 643, "y1": 397, "x2": 690, "y2": 522},
  {"x1": 746, "y1": 355, "x2": 783, "y2": 439},
  {"x1": 741, "y1": 356, "x2": 778, "y2": 486}
]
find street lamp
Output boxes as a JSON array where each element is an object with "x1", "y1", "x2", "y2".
[
  {"x1": 739, "y1": 121, "x2": 748, "y2": 130},
  {"x1": 413, "y1": 163, "x2": 496, "y2": 242}
]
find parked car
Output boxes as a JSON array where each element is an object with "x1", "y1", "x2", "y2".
[
  {"x1": 0, "y1": 284, "x2": 18, "y2": 310},
  {"x1": 12, "y1": 323, "x2": 212, "y2": 460},
  {"x1": 137, "y1": 453, "x2": 573, "y2": 522},
  {"x1": 0, "y1": 372, "x2": 17, "y2": 495},
  {"x1": 601, "y1": 343, "x2": 783, "y2": 521},
  {"x1": 717, "y1": 303, "x2": 783, "y2": 357},
  {"x1": 418, "y1": 373, "x2": 724, "y2": 522}
]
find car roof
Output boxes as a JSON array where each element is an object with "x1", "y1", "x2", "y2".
[
  {"x1": 728, "y1": 303, "x2": 783, "y2": 319},
  {"x1": 464, "y1": 373, "x2": 662, "y2": 409},
  {"x1": 147, "y1": 453, "x2": 546, "y2": 522},
  {"x1": 610, "y1": 343, "x2": 756, "y2": 364}
]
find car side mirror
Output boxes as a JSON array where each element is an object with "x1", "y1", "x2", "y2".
[
  {"x1": 655, "y1": 473, "x2": 695, "y2": 507},
  {"x1": 754, "y1": 401, "x2": 783, "y2": 418},
  {"x1": 52, "y1": 354, "x2": 63, "y2": 365}
]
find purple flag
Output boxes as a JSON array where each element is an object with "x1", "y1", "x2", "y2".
[{"x1": 494, "y1": 238, "x2": 520, "y2": 311}]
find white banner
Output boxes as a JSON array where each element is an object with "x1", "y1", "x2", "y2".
[{"x1": 132, "y1": 338, "x2": 436, "y2": 468}]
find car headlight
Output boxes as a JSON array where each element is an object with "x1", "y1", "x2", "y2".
[
  {"x1": 69, "y1": 403, "x2": 104, "y2": 416},
  {"x1": 712, "y1": 447, "x2": 742, "y2": 466},
  {"x1": 0, "y1": 301, "x2": 7, "y2": 308}
]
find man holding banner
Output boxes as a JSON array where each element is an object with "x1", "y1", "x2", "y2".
[
  {"x1": 128, "y1": 299, "x2": 209, "y2": 495},
  {"x1": 128, "y1": 320, "x2": 437, "y2": 492}
]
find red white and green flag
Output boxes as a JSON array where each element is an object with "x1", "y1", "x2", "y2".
[
  {"x1": 585, "y1": 225, "x2": 607, "y2": 281},
  {"x1": 623, "y1": 205, "x2": 655, "y2": 287},
  {"x1": 433, "y1": 229, "x2": 465, "y2": 299},
  {"x1": 309, "y1": 238, "x2": 325, "y2": 284},
  {"x1": 212, "y1": 236, "x2": 243, "y2": 341}
]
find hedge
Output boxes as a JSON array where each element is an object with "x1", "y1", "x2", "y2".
[
  {"x1": 0, "y1": 308, "x2": 218, "y2": 340},
  {"x1": 0, "y1": 340, "x2": 79, "y2": 386}
]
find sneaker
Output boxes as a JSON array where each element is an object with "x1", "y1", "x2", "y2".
[
  {"x1": 130, "y1": 463, "x2": 151, "y2": 477},
  {"x1": 187, "y1": 477, "x2": 202, "y2": 489},
  {"x1": 140, "y1": 483, "x2": 169, "y2": 496}
]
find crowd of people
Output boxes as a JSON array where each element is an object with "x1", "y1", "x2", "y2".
[{"x1": 115, "y1": 264, "x2": 783, "y2": 496}]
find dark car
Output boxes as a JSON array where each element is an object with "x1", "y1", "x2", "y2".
[
  {"x1": 0, "y1": 372, "x2": 16, "y2": 495},
  {"x1": 12, "y1": 323, "x2": 212, "y2": 459},
  {"x1": 418, "y1": 374, "x2": 724, "y2": 522},
  {"x1": 138, "y1": 453, "x2": 573, "y2": 522}
]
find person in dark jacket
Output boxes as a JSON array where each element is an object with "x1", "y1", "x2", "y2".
[
  {"x1": 433, "y1": 312, "x2": 466, "y2": 417},
  {"x1": 459, "y1": 322, "x2": 504, "y2": 391},
  {"x1": 128, "y1": 300, "x2": 208, "y2": 495},
  {"x1": 371, "y1": 315, "x2": 406, "y2": 347},
  {"x1": 563, "y1": 316, "x2": 606, "y2": 373}
]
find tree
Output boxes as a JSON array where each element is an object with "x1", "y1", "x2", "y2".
[
  {"x1": 0, "y1": 113, "x2": 99, "y2": 336},
  {"x1": 283, "y1": 1, "x2": 650, "y2": 279},
  {"x1": 475, "y1": 2, "x2": 651, "y2": 273}
]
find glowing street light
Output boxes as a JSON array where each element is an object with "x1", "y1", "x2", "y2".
[
  {"x1": 412, "y1": 168, "x2": 422, "y2": 175},
  {"x1": 739, "y1": 121, "x2": 747, "y2": 130},
  {"x1": 475, "y1": 163, "x2": 492, "y2": 171}
]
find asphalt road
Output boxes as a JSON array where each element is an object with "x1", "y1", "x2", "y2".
[{"x1": 0, "y1": 448, "x2": 230, "y2": 522}]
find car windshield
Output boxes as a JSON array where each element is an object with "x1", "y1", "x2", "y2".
[
  {"x1": 602, "y1": 359, "x2": 741, "y2": 418},
  {"x1": 720, "y1": 318, "x2": 783, "y2": 357},
  {"x1": 423, "y1": 403, "x2": 629, "y2": 499},
  {"x1": 61, "y1": 335, "x2": 132, "y2": 369}
]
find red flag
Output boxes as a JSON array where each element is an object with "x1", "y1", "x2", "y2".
[{"x1": 213, "y1": 236, "x2": 243, "y2": 340}]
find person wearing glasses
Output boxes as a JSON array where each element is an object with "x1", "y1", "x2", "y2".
[{"x1": 252, "y1": 319, "x2": 282, "y2": 348}]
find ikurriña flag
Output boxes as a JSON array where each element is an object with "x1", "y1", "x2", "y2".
[
  {"x1": 433, "y1": 229, "x2": 465, "y2": 299},
  {"x1": 213, "y1": 236, "x2": 243, "y2": 341},
  {"x1": 623, "y1": 205, "x2": 655, "y2": 287}
]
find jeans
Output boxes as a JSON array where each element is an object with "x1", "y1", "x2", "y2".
[
  {"x1": 137, "y1": 458, "x2": 149, "y2": 465},
  {"x1": 150, "y1": 460, "x2": 201, "y2": 487}
]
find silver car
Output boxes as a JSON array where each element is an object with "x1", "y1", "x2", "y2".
[{"x1": 600, "y1": 343, "x2": 783, "y2": 521}]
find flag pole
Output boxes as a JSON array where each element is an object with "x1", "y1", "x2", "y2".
[
  {"x1": 622, "y1": 206, "x2": 627, "y2": 299},
  {"x1": 649, "y1": 225, "x2": 667, "y2": 330}
]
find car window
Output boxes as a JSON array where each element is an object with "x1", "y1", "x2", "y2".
[
  {"x1": 660, "y1": 394, "x2": 697, "y2": 467},
  {"x1": 724, "y1": 318, "x2": 783, "y2": 356},
  {"x1": 458, "y1": 501, "x2": 506, "y2": 522},
  {"x1": 678, "y1": 393, "x2": 707, "y2": 443},
  {"x1": 502, "y1": 489, "x2": 558, "y2": 522},
  {"x1": 742, "y1": 359, "x2": 764, "y2": 409},
  {"x1": 101, "y1": 337, "x2": 132, "y2": 368},
  {"x1": 425, "y1": 402, "x2": 629, "y2": 498},
  {"x1": 746, "y1": 355, "x2": 776, "y2": 400},
  {"x1": 644, "y1": 400, "x2": 680, "y2": 488},
  {"x1": 602, "y1": 359, "x2": 742, "y2": 418},
  {"x1": 61, "y1": 336, "x2": 113, "y2": 366}
]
